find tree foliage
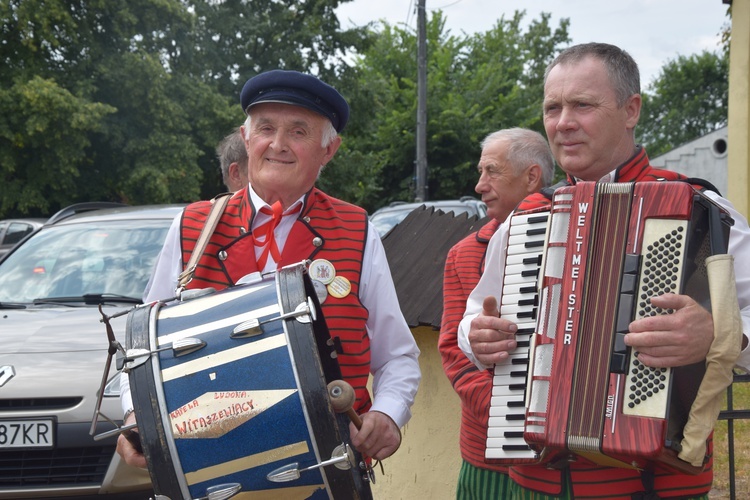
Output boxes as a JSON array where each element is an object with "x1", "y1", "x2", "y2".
[
  {"x1": 324, "y1": 10, "x2": 570, "y2": 212},
  {"x1": 0, "y1": 1, "x2": 729, "y2": 218},
  {"x1": 639, "y1": 50, "x2": 728, "y2": 157},
  {"x1": 0, "y1": 0, "x2": 364, "y2": 217}
]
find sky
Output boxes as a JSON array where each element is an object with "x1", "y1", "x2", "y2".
[{"x1": 335, "y1": 0, "x2": 730, "y2": 87}]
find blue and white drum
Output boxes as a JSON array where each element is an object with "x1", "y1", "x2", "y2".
[{"x1": 126, "y1": 263, "x2": 372, "y2": 500}]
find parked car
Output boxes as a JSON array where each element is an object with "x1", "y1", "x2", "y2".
[
  {"x1": 0, "y1": 202, "x2": 185, "y2": 499},
  {"x1": 0, "y1": 218, "x2": 46, "y2": 259},
  {"x1": 369, "y1": 197, "x2": 488, "y2": 237}
]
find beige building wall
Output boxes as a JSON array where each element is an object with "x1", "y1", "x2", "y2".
[
  {"x1": 727, "y1": 0, "x2": 750, "y2": 218},
  {"x1": 370, "y1": 327, "x2": 462, "y2": 499}
]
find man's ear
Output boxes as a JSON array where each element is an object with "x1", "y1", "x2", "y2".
[
  {"x1": 526, "y1": 164, "x2": 542, "y2": 192},
  {"x1": 625, "y1": 93, "x2": 642, "y2": 129},
  {"x1": 322, "y1": 136, "x2": 342, "y2": 166}
]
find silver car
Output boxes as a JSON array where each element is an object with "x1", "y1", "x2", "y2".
[
  {"x1": 369, "y1": 197, "x2": 488, "y2": 238},
  {"x1": 0, "y1": 203, "x2": 184, "y2": 499},
  {"x1": 0, "y1": 218, "x2": 46, "y2": 259}
]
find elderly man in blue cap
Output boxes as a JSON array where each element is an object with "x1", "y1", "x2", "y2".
[{"x1": 117, "y1": 71, "x2": 421, "y2": 469}]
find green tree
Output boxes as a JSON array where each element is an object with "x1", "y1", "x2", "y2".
[
  {"x1": 0, "y1": 0, "x2": 365, "y2": 217},
  {"x1": 0, "y1": 77, "x2": 115, "y2": 215},
  {"x1": 639, "y1": 51, "x2": 729, "y2": 158},
  {"x1": 328, "y1": 10, "x2": 569, "y2": 212}
]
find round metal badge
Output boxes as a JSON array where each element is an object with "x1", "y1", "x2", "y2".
[{"x1": 309, "y1": 258, "x2": 336, "y2": 284}]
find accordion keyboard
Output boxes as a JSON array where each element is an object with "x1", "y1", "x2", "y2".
[{"x1": 485, "y1": 210, "x2": 549, "y2": 462}]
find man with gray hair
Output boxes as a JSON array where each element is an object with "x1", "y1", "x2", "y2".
[
  {"x1": 216, "y1": 128, "x2": 248, "y2": 192},
  {"x1": 439, "y1": 127, "x2": 554, "y2": 498}
]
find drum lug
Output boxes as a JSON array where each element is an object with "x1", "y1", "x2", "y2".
[
  {"x1": 192, "y1": 482, "x2": 242, "y2": 500},
  {"x1": 231, "y1": 299, "x2": 316, "y2": 338},
  {"x1": 123, "y1": 338, "x2": 207, "y2": 371},
  {"x1": 265, "y1": 443, "x2": 356, "y2": 482}
]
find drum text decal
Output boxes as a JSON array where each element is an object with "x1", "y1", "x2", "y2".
[{"x1": 170, "y1": 389, "x2": 297, "y2": 439}]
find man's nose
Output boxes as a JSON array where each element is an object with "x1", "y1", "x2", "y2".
[
  {"x1": 475, "y1": 172, "x2": 488, "y2": 193},
  {"x1": 557, "y1": 106, "x2": 578, "y2": 131},
  {"x1": 270, "y1": 130, "x2": 288, "y2": 150}
]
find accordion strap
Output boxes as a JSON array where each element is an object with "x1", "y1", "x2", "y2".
[
  {"x1": 678, "y1": 253, "x2": 742, "y2": 466},
  {"x1": 176, "y1": 192, "x2": 232, "y2": 294}
]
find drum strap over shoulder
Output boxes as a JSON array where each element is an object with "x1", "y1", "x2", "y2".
[{"x1": 177, "y1": 192, "x2": 232, "y2": 293}]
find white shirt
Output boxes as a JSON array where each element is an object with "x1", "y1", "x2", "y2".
[
  {"x1": 458, "y1": 189, "x2": 750, "y2": 372},
  {"x1": 124, "y1": 188, "x2": 421, "y2": 428}
]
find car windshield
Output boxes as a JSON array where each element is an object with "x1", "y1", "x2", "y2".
[
  {"x1": 370, "y1": 210, "x2": 414, "y2": 237},
  {"x1": 0, "y1": 219, "x2": 169, "y2": 303}
]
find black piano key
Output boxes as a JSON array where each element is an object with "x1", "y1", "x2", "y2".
[
  {"x1": 523, "y1": 255, "x2": 543, "y2": 265},
  {"x1": 526, "y1": 227, "x2": 547, "y2": 236},
  {"x1": 527, "y1": 215, "x2": 549, "y2": 224},
  {"x1": 517, "y1": 327, "x2": 535, "y2": 335},
  {"x1": 526, "y1": 240, "x2": 545, "y2": 249},
  {"x1": 519, "y1": 297, "x2": 538, "y2": 307},
  {"x1": 517, "y1": 309, "x2": 537, "y2": 320},
  {"x1": 521, "y1": 269, "x2": 540, "y2": 278},
  {"x1": 510, "y1": 370, "x2": 528, "y2": 378},
  {"x1": 508, "y1": 400, "x2": 525, "y2": 407},
  {"x1": 520, "y1": 286, "x2": 537, "y2": 294},
  {"x1": 509, "y1": 383, "x2": 526, "y2": 390},
  {"x1": 517, "y1": 340, "x2": 531, "y2": 348},
  {"x1": 506, "y1": 413, "x2": 525, "y2": 421},
  {"x1": 511, "y1": 357, "x2": 528, "y2": 365},
  {"x1": 504, "y1": 431, "x2": 524, "y2": 438},
  {"x1": 503, "y1": 444, "x2": 532, "y2": 451}
]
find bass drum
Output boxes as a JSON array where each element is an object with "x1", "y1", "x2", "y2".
[{"x1": 126, "y1": 263, "x2": 372, "y2": 499}]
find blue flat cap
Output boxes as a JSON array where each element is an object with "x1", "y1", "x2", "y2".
[{"x1": 240, "y1": 70, "x2": 349, "y2": 133}]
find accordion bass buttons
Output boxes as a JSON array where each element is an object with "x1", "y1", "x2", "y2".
[{"x1": 611, "y1": 253, "x2": 641, "y2": 374}]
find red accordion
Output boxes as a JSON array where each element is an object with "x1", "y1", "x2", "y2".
[{"x1": 486, "y1": 181, "x2": 732, "y2": 474}]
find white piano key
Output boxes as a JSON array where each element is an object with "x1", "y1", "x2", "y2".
[
  {"x1": 486, "y1": 436, "x2": 531, "y2": 448},
  {"x1": 500, "y1": 312, "x2": 536, "y2": 324},
  {"x1": 492, "y1": 363, "x2": 528, "y2": 377},
  {"x1": 505, "y1": 252, "x2": 542, "y2": 266},
  {"x1": 509, "y1": 211, "x2": 550, "y2": 227},
  {"x1": 491, "y1": 384, "x2": 526, "y2": 396},
  {"x1": 485, "y1": 448, "x2": 537, "y2": 460},
  {"x1": 503, "y1": 282, "x2": 539, "y2": 297},
  {"x1": 500, "y1": 303, "x2": 535, "y2": 316},
  {"x1": 503, "y1": 273, "x2": 538, "y2": 286},
  {"x1": 501, "y1": 292, "x2": 536, "y2": 306},
  {"x1": 508, "y1": 233, "x2": 546, "y2": 248},
  {"x1": 489, "y1": 395, "x2": 524, "y2": 410},
  {"x1": 504, "y1": 263, "x2": 541, "y2": 277},
  {"x1": 487, "y1": 415, "x2": 526, "y2": 427},
  {"x1": 486, "y1": 425, "x2": 525, "y2": 438}
]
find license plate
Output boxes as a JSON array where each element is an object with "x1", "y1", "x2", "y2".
[{"x1": 0, "y1": 419, "x2": 54, "y2": 448}]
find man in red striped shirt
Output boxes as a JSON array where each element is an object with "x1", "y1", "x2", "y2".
[{"x1": 439, "y1": 127, "x2": 554, "y2": 498}]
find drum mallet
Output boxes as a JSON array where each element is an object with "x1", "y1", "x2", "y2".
[{"x1": 327, "y1": 380, "x2": 362, "y2": 429}]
